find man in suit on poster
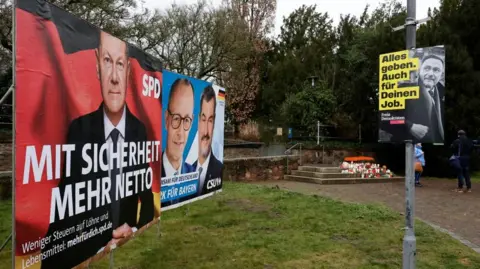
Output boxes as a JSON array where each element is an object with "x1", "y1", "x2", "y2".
[
  {"x1": 192, "y1": 85, "x2": 223, "y2": 196},
  {"x1": 41, "y1": 31, "x2": 154, "y2": 269},
  {"x1": 405, "y1": 53, "x2": 445, "y2": 143},
  {"x1": 160, "y1": 78, "x2": 196, "y2": 208}
]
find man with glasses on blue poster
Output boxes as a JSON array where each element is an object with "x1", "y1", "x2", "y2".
[{"x1": 161, "y1": 78, "x2": 196, "y2": 207}]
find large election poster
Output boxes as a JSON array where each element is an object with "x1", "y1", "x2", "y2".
[
  {"x1": 378, "y1": 46, "x2": 445, "y2": 144},
  {"x1": 15, "y1": 1, "x2": 162, "y2": 268},
  {"x1": 161, "y1": 70, "x2": 225, "y2": 211}
]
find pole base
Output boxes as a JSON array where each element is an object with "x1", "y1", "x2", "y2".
[{"x1": 402, "y1": 234, "x2": 417, "y2": 269}]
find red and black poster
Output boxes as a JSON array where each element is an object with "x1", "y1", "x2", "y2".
[{"x1": 14, "y1": 0, "x2": 162, "y2": 268}]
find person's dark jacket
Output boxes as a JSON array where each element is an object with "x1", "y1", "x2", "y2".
[{"x1": 451, "y1": 135, "x2": 474, "y2": 158}]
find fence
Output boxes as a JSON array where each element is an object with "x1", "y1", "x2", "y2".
[
  {"x1": 0, "y1": 87, "x2": 12, "y2": 143},
  {"x1": 284, "y1": 122, "x2": 362, "y2": 148}
]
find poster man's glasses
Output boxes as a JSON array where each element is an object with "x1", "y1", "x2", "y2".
[{"x1": 168, "y1": 110, "x2": 193, "y2": 131}]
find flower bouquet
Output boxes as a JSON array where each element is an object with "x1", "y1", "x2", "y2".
[
  {"x1": 340, "y1": 161, "x2": 395, "y2": 178},
  {"x1": 343, "y1": 156, "x2": 375, "y2": 163}
]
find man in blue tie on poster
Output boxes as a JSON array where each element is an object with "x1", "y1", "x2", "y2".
[
  {"x1": 161, "y1": 78, "x2": 196, "y2": 207},
  {"x1": 192, "y1": 85, "x2": 223, "y2": 196}
]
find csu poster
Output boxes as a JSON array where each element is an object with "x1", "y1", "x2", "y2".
[
  {"x1": 378, "y1": 46, "x2": 445, "y2": 144},
  {"x1": 160, "y1": 70, "x2": 225, "y2": 211},
  {"x1": 15, "y1": 0, "x2": 162, "y2": 268}
]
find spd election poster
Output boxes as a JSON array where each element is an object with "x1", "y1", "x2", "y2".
[
  {"x1": 160, "y1": 70, "x2": 225, "y2": 211},
  {"x1": 378, "y1": 46, "x2": 445, "y2": 144},
  {"x1": 15, "y1": 0, "x2": 162, "y2": 268}
]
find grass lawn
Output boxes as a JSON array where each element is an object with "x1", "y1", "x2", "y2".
[
  {"x1": 471, "y1": 172, "x2": 480, "y2": 182},
  {"x1": 0, "y1": 199, "x2": 11, "y2": 267},
  {"x1": 424, "y1": 172, "x2": 480, "y2": 183},
  {"x1": 1, "y1": 182, "x2": 480, "y2": 269}
]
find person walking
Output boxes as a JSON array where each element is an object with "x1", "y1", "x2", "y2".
[
  {"x1": 414, "y1": 143, "x2": 425, "y2": 187},
  {"x1": 450, "y1": 130, "x2": 474, "y2": 193}
]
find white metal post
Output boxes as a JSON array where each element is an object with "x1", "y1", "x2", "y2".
[
  {"x1": 11, "y1": 1, "x2": 17, "y2": 268},
  {"x1": 109, "y1": 249, "x2": 114, "y2": 269},
  {"x1": 317, "y1": 121, "x2": 320, "y2": 145},
  {"x1": 389, "y1": 2, "x2": 432, "y2": 267},
  {"x1": 403, "y1": 0, "x2": 417, "y2": 268}
]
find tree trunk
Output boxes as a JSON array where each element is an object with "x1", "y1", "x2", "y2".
[{"x1": 234, "y1": 123, "x2": 240, "y2": 138}]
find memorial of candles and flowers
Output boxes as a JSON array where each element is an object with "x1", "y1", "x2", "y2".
[{"x1": 340, "y1": 156, "x2": 395, "y2": 178}]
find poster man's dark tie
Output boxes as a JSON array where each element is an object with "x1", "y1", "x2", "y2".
[
  {"x1": 197, "y1": 167, "x2": 203, "y2": 195},
  {"x1": 429, "y1": 90, "x2": 436, "y2": 105},
  {"x1": 109, "y1": 128, "x2": 120, "y2": 229}
]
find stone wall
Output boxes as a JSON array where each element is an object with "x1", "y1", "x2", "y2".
[
  {"x1": 0, "y1": 155, "x2": 302, "y2": 199},
  {"x1": 0, "y1": 143, "x2": 12, "y2": 171},
  {"x1": 223, "y1": 155, "x2": 300, "y2": 182},
  {"x1": 224, "y1": 147, "x2": 261, "y2": 158},
  {"x1": 290, "y1": 148, "x2": 375, "y2": 165},
  {"x1": 224, "y1": 145, "x2": 375, "y2": 165}
]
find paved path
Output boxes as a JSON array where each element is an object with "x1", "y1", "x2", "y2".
[{"x1": 253, "y1": 178, "x2": 480, "y2": 249}]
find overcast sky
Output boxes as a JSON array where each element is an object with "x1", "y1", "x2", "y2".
[{"x1": 142, "y1": 0, "x2": 441, "y2": 36}]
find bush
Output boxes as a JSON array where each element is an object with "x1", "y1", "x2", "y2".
[
  {"x1": 238, "y1": 120, "x2": 261, "y2": 141},
  {"x1": 281, "y1": 82, "x2": 336, "y2": 134}
]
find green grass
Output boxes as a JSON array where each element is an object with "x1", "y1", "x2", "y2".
[
  {"x1": 2, "y1": 182, "x2": 480, "y2": 268},
  {"x1": 472, "y1": 172, "x2": 480, "y2": 182},
  {"x1": 425, "y1": 172, "x2": 480, "y2": 183},
  {"x1": 0, "y1": 199, "x2": 11, "y2": 266}
]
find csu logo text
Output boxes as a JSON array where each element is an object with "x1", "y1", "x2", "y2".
[{"x1": 206, "y1": 178, "x2": 221, "y2": 189}]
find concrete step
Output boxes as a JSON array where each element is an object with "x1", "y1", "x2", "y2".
[
  {"x1": 291, "y1": 170, "x2": 358, "y2": 178},
  {"x1": 285, "y1": 175, "x2": 404, "y2": 185},
  {"x1": 298, "y1": 166, "x2": 342, "y2": 173},
  {"x1": 284, "y1": 175, "x2": 324, "y2": 184}
]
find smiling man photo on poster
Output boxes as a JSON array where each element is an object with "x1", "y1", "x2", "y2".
[
  {"x1": 193, "y1": 85, "x2": 223, "y2": 195},
  {"x1": 40, "y1": 30, "x2": 155, "y2": 269},
  {"x1": 405, "y1": 46, "x2": 445, "y2": 143}
]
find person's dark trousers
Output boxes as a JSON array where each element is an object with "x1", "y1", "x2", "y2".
[
  {"x1": 458, "y1": 156, "x2": 472, "y2": 189},
  {"x1": 415, "y1": 171, "x2": 422, "y2": 184}
]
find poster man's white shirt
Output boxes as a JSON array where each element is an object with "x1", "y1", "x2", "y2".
[
  {"x1": 102, "y1": 106, "x2": 139, "y2": 252},
  {"x1": 163, "y1": 151, "x2": 182, "y2": 177},
  {"x1": 196, "y1": 152, "x2": 210, "y2": 193},
  {"x1": 103, "y1": 106, "x2": 126, "y2": 178}
]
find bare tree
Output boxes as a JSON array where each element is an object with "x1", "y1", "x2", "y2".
[
  {"x1": 0, "y1": 0, "x2": 277, "y2": 130},
  {"x1": 218, "y1": 0, "x2": 276, "y2": 127},
  {"x1": 140, "y1": 1, "x2": 249, "y2": 81}
]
